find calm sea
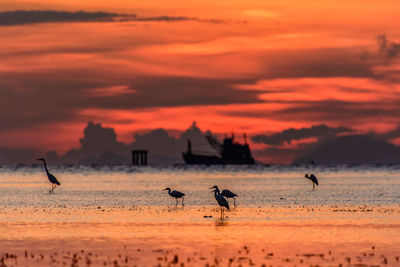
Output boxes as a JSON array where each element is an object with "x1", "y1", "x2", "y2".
[{"x1": 1, "y1": 164, "x2": 399, "y2": 208}]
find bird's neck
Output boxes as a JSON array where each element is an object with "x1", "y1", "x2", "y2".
[
  {"x1": 42, "y1": 161, "x2": 49, "y2": 174},
  {"x1": 214, "y1": 189, "x2": 220, "y2": 197},
  {"x1": 167, "y1": 189, "x2": 172, "y2": 196}
]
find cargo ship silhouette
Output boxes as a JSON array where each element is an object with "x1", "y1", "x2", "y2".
[{"x1": 182, "y1": 133, "x2": 255, "y2": 164}]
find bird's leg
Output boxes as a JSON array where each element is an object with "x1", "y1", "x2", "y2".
[
  {"x1": 182, "y1": 197, "x2": 184, "y2": 206},
  {"x1": 234, "y1": 198, "x2": 236, "y2": 207},
  {"x1": 313, "y1": 183, "x2": 315, "y2": 191},
  {"x1": 175, "y1": 198, "x2": 178, "y2": 206}
]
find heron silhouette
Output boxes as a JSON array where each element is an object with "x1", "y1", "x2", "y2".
[
  {"x1": 209, "y1": 186, "x2": 230, "y2": 218},
  {"x1": 37, "y1": 158, "x2": 61, "y2": 193},
  {"x1": 163, "y1": 188, "x2": 185, "y2": 206},
  {"x1": 305, "y1": 173, "x2": 319, "y2": 190},
  {"x1": 209, "y1": 185, "x2": 238, "y2": 206}
]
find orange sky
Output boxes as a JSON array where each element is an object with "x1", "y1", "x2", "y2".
[{"x1": 1, "y1": 0, "x2": 400, "y2": 162}]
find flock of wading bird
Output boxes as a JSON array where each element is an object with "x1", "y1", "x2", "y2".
[{"x1": 37, "y1": 158, "x2": 320, "y2": 218}]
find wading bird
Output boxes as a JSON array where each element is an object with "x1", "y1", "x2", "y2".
[
  {"x1": 209, "y1": 186, "x2": 230, "y2": 218},
  {"x1": 209, "y1": 185, "x2": 238, "y2": 206},
  {"x1": 37, "y1": 158, "x2": 61, "y2": 193},
  {"x1": 163, "y1": 188, "x2": 185, "y2": 206},
  {"x1": 305, "y1": 173, "x2": 319, "y2": 190}
]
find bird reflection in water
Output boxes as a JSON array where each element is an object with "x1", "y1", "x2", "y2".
[{"x1": 215, "y1": 217, "x2": 229, "y2": 227}]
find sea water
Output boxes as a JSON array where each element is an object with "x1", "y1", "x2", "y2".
[
  {"x1": 0, "y1": 164, "x2": 399, "y2": 208},
  {"x1": 0, "y1": 165, "x2": 400, "y2": 266}
]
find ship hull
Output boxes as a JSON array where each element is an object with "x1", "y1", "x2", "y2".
[{"x1": 182, "y1": 153, "x2": 255, "y2": 165}]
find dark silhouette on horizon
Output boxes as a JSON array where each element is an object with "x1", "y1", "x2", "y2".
[
  {"x1": 210, "y1": 185, "x2": 238, "y2": 206},
  {"x1": 43, "y1": 121, "x2": 214, "y2": 165},
  {"x1": 294, "y1": 135, "x2": 400, "y2": 165},
  {"x1": 210, "y1": 186, "x2": 230, "y2": 218},
  {"x1": 37, "y1": 158, "x2": 61, "y2": 193},
  {"x1": 132, "y1": 150, "x2": 148, "y2": 165},
  {"x1": 305, "y1": 173, "x2": 319, "y2": 190},
  {"x1": 163, "y1": 188, "x2": 185, "y2": 206},
  {"x1": 5, "y1": 122, "x2": 400, "y2": 165}
]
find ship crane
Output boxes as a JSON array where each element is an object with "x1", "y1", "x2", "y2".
[{"x1": 205, "y1": 133, "x2": 222, "y2": 155}]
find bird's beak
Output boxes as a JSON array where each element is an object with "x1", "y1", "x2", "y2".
[
  {"x1": 209, "y1": 186, "x2": 215, "y2": 189},
  {"x1": 162, "y1": 188, "x2": 167, "y2": 191},
  {"x1": 36, "y1": 158, "x2": 42, "y2": 161}
]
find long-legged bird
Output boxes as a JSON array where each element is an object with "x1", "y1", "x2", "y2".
[
  {"x1": 37, "y1": 158, "x2": 61, "y2": 193},
  {"x1": 209, "y1": 186, "x2": 230, "y2": 218},
  {"x1": 209, "y1": 185, "x2": 238, "y2": 206},
  {"x1": 305, "y1": 173, "x2": 319, "y2": 190},
  {"x1": 163, "y1": 188, "x2": 185, "y2": 206}
]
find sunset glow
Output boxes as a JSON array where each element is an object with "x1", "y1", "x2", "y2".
[{"x1": 1, "y1": 0, "x2": 400, "y2": 163}]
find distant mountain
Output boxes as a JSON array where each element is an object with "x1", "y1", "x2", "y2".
[{"x1": 293, "y1": 135, "x2": 400, "y2": 164}]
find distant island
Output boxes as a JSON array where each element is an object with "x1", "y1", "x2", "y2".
[{"x1": 294, "y1": 135, "x2": 400, "y2": 165}]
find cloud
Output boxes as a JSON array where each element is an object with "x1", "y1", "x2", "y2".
[
  {"x1": 0, "y1": 10, "x2": 121, "y2": 25},
  {"x1": 0, "y1": 10, "x2": 223, "y2": 26},
  {"x1": 0, "y1": 146, "x2": 38, "y2": 164},
  {"x1": 251, "y1": 124, "x2": 355, "y2": 164},
  {"x1": 0, "y1": 70, "x2": 261, "y2": 131},
  {"x1": 273, "y1": 100, "x2": 400, "y2": 124},
  {"x1": 376, "y1": 34, "x2": 400, "y2": 59},
  {"x1": 252, "y1": 124, "x2": 353, "y2": 146},
  {"x1": 44, "y1": 121, "x2": 216, "y2": 165}
]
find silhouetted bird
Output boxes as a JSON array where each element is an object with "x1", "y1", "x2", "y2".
[
  {"x1": 305, "y1": 173, "x2": 319, "y2": 190},
  {"x1": 37, "y1": 158, "x2": 61, "y2": 193},
  {"x1": 209, "y1": 186, "x2": 229, "y2": 218},
  {"x1": 163, "y1": 188, "x2": 185, "y2": 206},
  {"x1": 209, "y1": 185, "x2": 238, "y2": 206}
]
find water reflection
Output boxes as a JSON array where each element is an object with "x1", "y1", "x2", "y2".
[{"x1": 215, "y1": 217, "x2": 229, "y2": 227}]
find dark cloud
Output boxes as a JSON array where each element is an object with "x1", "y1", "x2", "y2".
[
  {"x1": 43, "y1": 121, "x2": 216, "y2": 165},
  {"x1": 252, "y1": 118, "x2": 400, "y2": 164},
  {"x1": 274, "y1": 100, "x2": 400, "y2": 123},
  {"x1": 252, "y1": 124, "x2": 353, "y2": 146},
  {"x1": 376, "y1": 34, "x2": 400, "y2": 59},
  {"x1": 253, "y1": 124, "x2": 400, "y2": 164},
  {"x1": 252, "y1": 124, "x2": 354, "y2": 164},
  {"x1": 0, "y1": 10, "x2": 223, "y2": 26},
  {"x1": 0, "y1": 147, "x2": 38, "y2": 165},
  {"x1": 0, "y1": 70, "x2": 261, "y2": 131},
  {"x1": 224, "y1": 100, "x2": 400, "y2": 125},
  {"x1": 0, "y1": 10, "x2": 121, "y2": 25},
  {"x1": 370, "y1": 125, "x2": 400, "y2": 142},
  {"x1": 130, "y1": 16, "x2": 224, "y2": 24},
  {"x1": 257, "y1": 48, "x2": 376, "y2": 79}
]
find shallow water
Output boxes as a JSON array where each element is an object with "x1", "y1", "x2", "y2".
[
  {"x1": 1, "y1": 164, "x2": 400, "y2": 208},
  {"x1": 0, "y1": 165, "x2": 400, "y2": 266}
]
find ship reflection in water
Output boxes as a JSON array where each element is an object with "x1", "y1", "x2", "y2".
[{"x1": 182, "y1": 133, "x2": 255, "y2": 164}]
